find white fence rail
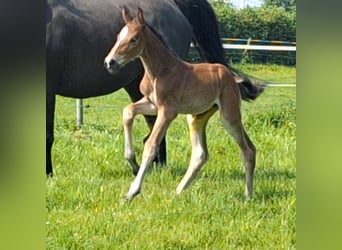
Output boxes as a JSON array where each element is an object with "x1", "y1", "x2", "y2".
[{"x1": 222, "y1": 44, "x2": 296, "y2": 51}]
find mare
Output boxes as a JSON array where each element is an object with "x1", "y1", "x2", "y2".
[
  {"x1": 46, "y1": 0, "x2": 263, "y2": 176},
  {"x1": 104, "y1": 7, "x2": 257, "y2": 201}
]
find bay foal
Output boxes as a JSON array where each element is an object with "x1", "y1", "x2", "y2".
[{"x1": 104, "y1": 7, "x2": 256, "y2": 201}]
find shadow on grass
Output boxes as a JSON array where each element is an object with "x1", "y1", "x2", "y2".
[
  {"x1": 256, "y1": 188, "x2": 295, "y2": 201},
  {"x1": 229, "y1": 166, "x2": 296, "y2": 181},
  {"x1": 168, "y1": 164, "x2": 295, "y2": 181},
  {"x1": 230, "y1": 166, "x2": 296, "y2": 200},
  {"x1": 168, "y1": 164, "x2": 295, "y2": 200}
]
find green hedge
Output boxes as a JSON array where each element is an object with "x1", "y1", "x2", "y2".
[{"x1": 209, "y1": 1, "x2": 296, "y2": 65}]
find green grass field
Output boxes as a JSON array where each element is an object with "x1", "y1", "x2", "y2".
[{"x1": 47, "y1": 64, "x2": 296, "y2": 249}]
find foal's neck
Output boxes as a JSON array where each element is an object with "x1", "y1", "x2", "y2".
[{"x1": 139, "y1": 26, "x2": 181, "y2": 79}]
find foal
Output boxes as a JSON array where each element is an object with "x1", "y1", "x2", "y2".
[{"x1": 104, "y1": 7, "x2": 256, "y2": 201}]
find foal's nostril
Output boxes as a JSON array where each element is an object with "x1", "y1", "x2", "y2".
[{"x1": 104, "y1": 59, "x2": 115, "y2": 69}]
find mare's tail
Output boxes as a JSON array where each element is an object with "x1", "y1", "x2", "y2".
[{"x1": 173, "y1": 0, "x2": 264, "y2": 101}]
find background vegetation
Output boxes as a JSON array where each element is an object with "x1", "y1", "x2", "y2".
[{"x1": 209, "y1": 0, "x2": 296, "y2": 65}]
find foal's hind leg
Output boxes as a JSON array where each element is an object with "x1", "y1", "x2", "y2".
[
  {"x1": 176, "y1": 106, "x2": 218, "y2": 195},
  {"x1": 219, "y1": 96, "x2": 256, "y2": 198}
]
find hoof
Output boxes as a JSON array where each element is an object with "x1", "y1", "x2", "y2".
[
  {"x1": 121, "y1": 190, "x2": 140, "y2": 203},
  {"x1": 121, "y1": 193, "x2": 134, "y2": 203},
  {"x1": 132, "y1": 167, "x2": 139, "y2": 176},
  {"x1": 120, "y1": 195, "x2": 132, "y2": 204},
  {"x1": 244, "y1": 192, "x2": 253, "y2": 202},
  {"x1": 127, "y1": 159, "x2": 139, "y2": 176}
]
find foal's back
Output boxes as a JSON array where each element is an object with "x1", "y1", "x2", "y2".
[{"x1": 166, "y1": 61, "x2": 240, "y2": 115}]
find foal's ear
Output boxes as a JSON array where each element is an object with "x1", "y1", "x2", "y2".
[
  {"x1": 137, "y1": 7, "x2": 145, "y2": 25},
  {"x1": 122, "y1": 6, "x2": 133, "y2": 23}
]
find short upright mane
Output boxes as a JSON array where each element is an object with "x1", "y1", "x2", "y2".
[{"x1": 143, "y1": 22, "x2": 177, "y2": 56}]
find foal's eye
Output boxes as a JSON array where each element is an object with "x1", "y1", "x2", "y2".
[{"x1": 130, "y1": 37, "x2": 138, "y2": 43}]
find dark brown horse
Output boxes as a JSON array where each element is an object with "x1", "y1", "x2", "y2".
[
  {"x1": 104, "y1": 7, "x2": 257, "y2": 201},
  {"x1": 47, "y1": 0, "x2": 263, "y2": 176}
]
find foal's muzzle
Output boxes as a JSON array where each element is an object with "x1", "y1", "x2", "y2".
[{"x1": 104, "y1": 59, "x2": 121, "y2": 73}]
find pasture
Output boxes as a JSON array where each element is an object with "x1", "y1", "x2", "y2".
[{"x1": 46, "y1": 64, "x2": 296, "y2": 249}]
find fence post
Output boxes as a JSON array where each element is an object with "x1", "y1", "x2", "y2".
[
  {"x1": 76, "y1": 98, "x2": 83, "y2": 129},
  {"x1": 241, "y1": 37, "x2": 252, "y2": 63}
]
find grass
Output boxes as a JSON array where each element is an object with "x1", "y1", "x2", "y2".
[{"x1": 47, "y1": 63, "x2": 296, "y2": 249}]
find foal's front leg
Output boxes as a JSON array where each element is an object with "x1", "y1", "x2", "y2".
[
  {"x1": 123, "y1": 97, "x2": 157, "y2": 175},
  {"x1": 123, "y1": 107, "x2": 177, "y2": 201}
]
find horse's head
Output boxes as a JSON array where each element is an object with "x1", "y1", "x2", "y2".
[{"x1": 104, "y1": 6, "x2": 145, "y2": 73}]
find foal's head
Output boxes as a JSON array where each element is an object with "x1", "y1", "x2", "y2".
[{"x1": 104, "y1": 6, "x2": 145, "y2": 72}]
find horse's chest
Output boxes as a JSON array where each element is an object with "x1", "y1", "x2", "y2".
[
  {"x1": 140, "y1": 79, "x2": 170, "y2": 106},
  {"x1": 140, "y1": 81, "x2": 152, "y2": 97}
]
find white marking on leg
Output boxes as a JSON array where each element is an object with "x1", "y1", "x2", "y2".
[{"x1": 124, "y1": 145, "x2": 157, "y2": 200}]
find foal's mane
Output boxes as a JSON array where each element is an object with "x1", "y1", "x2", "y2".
[{"x1": 135, "y1": 17, "x2": 177, "y2": 57}]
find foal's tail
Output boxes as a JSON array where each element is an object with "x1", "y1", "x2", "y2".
[
  {"x1": 230, "y1": 67, "x2": 264, "y2": 101},
  {"x1": 173, "y1": 0, "x2": 264, "y2": 101}
]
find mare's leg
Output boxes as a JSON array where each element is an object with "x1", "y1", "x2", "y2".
[
  {"x1": 176, "y1": 106, "x2": 218, "y2": 194},
  {"x1": 46, "y1": 91, "x2": 55, "y2": 177},
  {"x1": 124, "y1": 75, "x2": 167, "y2": 165},
  {"x1": 219, "y1": 87, "x2": 256, "y2": 198},
  {"x1": 123, "y1": 97, "x2": 157, "y2": 175},
  {"x1": 124, "y1": 107, "x2": 177, "y2": 201}
]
